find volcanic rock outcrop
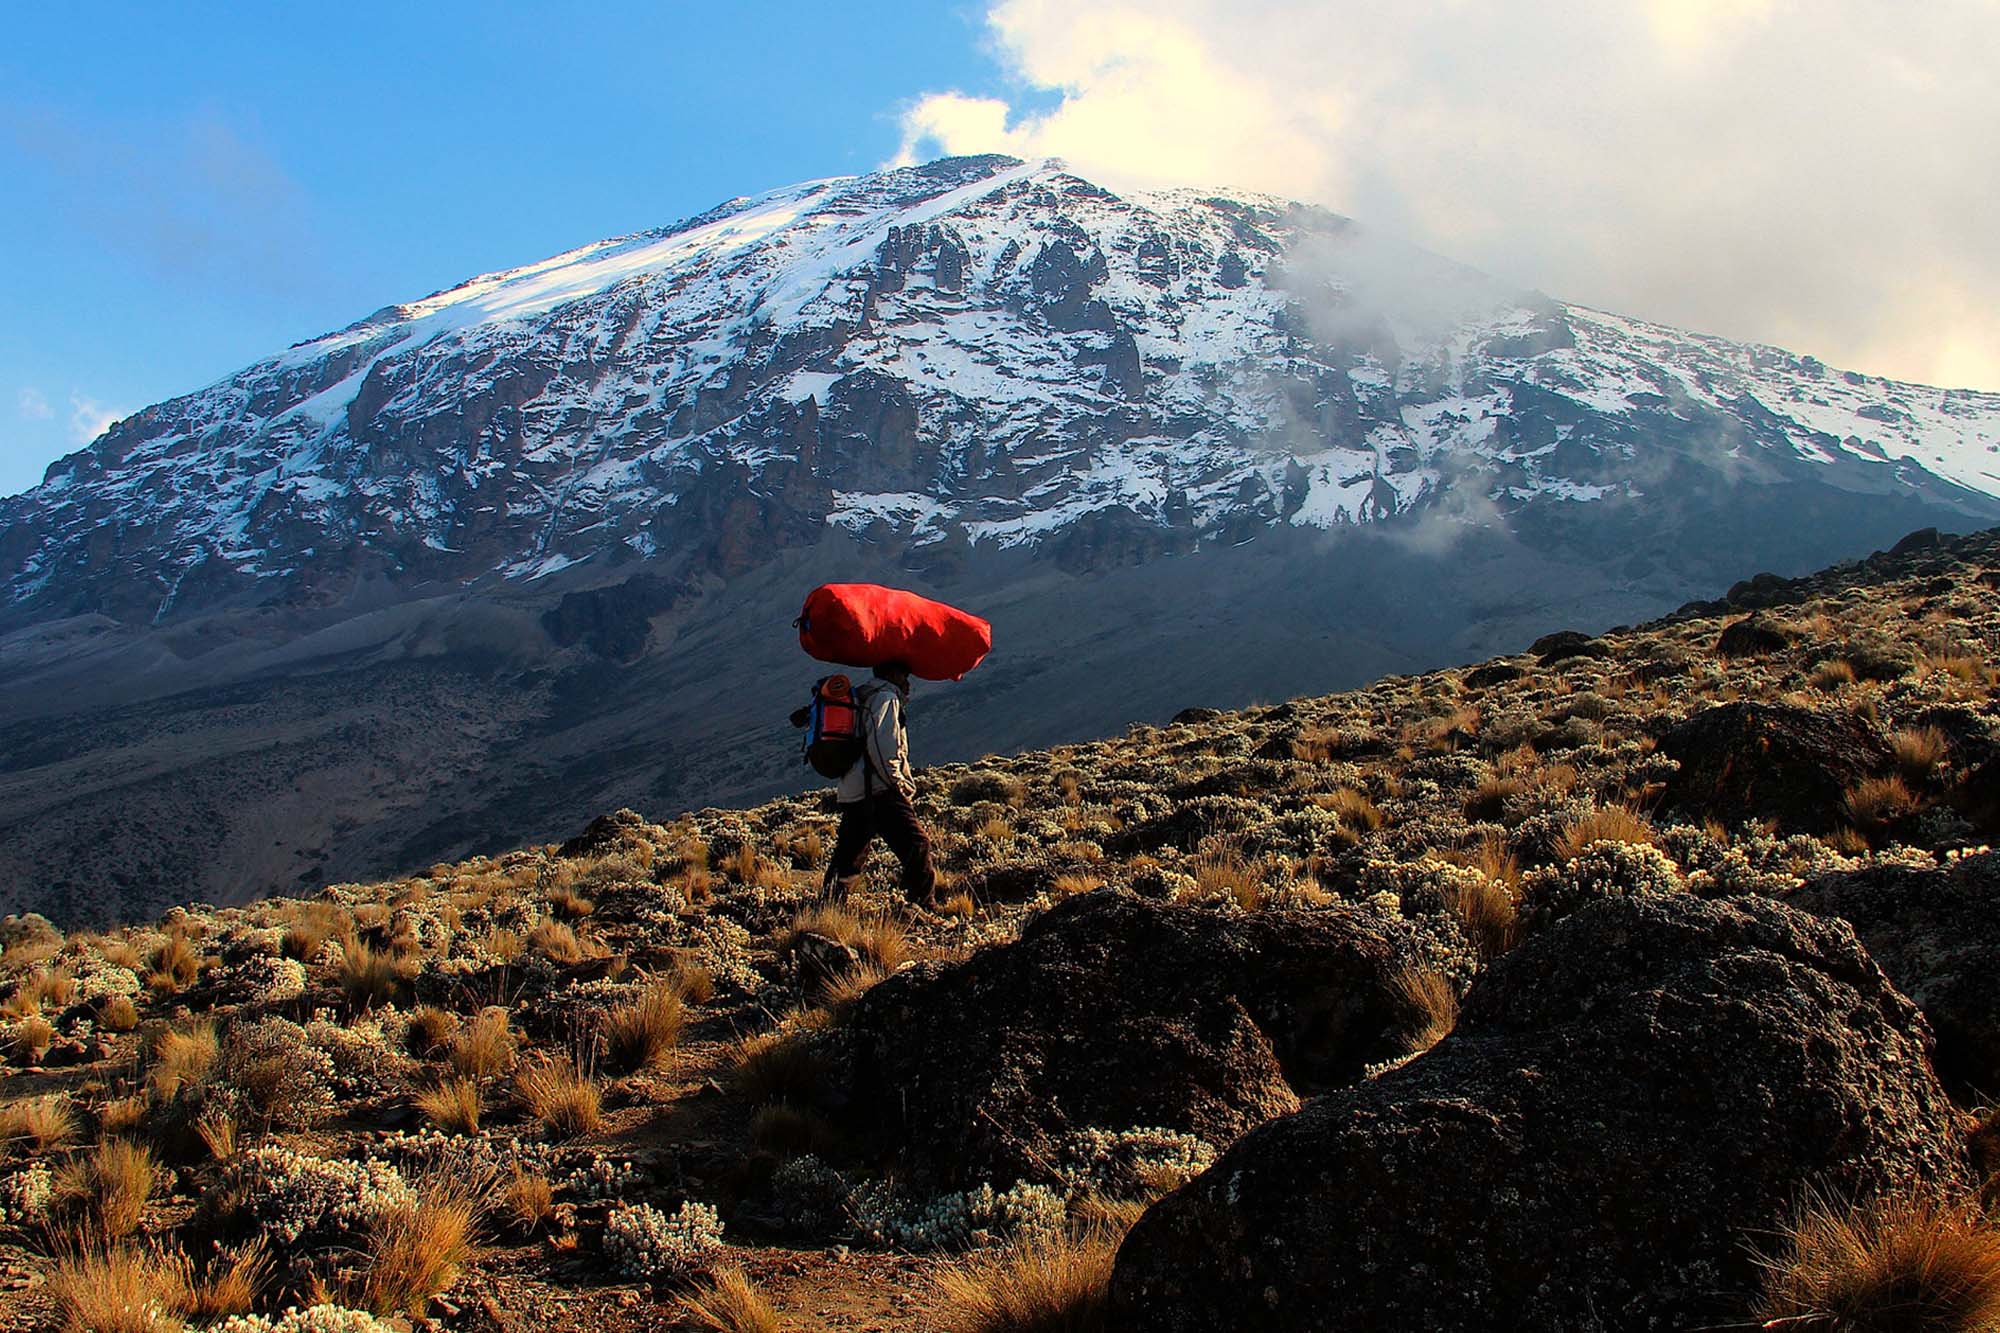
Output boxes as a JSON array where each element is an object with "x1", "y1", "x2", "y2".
[
  {"x1": 1789, "y1": 849, "x2": 2000, "y2": 1101},
  {"x1": 1108, "y1": 894, "x2": 1968, "y2": 1331},
  {"x1": 827, "y1": 889, "x2": 1434, "y2": 1188}
]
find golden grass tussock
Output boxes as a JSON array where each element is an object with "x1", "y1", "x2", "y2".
[
  {"x1": 1317, "y1": 786, "x2": 1387, "y2": 832},
  {"x1": 47, "y1": 1244, "x2": 187, "y2": 1333},
  {"x1": 353, "y1": 1171, "x2": 484, "y2": 1318},
  {"x1": 732, "y1": 1026, "x2": 827, "y2": 1107},
  {"x1": 1190, "y1": 856, "x2": 1261, "y2": 910},
  {"x1": 601, "y1": 978, "x2": 685, "y2": 1074},
  {"x1": 148, "y1": 1021, "x2": 218, "y2": 1100},
  {"x1": 1889, "y1": 726, "x2": 1950, "y2": 781},
  {"x1": 151, "y1": 934, "x2": 201, "y2": 991},
  {"x1": 783, "y1": 904, "x2": 911, "y2": 974},
  {"x1": 528, "y1": 918, "x2": 591, "y2": 965},
  {"x1": 1446, "y1": 874, "x2": 1519, "y2": 960},
  {"x1": 194, "y1": 1108, "x2": 238, "y2": 1163},
  {"x1": 451, "y1": 1008, "x2": 519, "y2": 1081},
  {"x1": 414, "y1": 1077, "x2": 483, "y2": 1134},
  {"x1": 1755, "y1": 1193, "x2": 2000, "y2": 1332},
  {"x1": 173, "y1": 1240, "x2": 271, "y2": 1319},
  {"x1": 1392, "y1": 967, "x2": 1459, "y2": 1056},
  {"x1": 820, "y1": 960, "x2": 892, "y2": 1012},
  {"x1": 513, "y1": 1055, "x2": 602, "y2": 1137},
  {"x1": 1553, "y1": 804, "x2": 1656, "y2": 863},
  {"x1": 681, "y1": 1265, "x2": 783, "y2": 1333},
  {"x1": 405, "y1": 1004, "x2": 459, "y2": 1056},
  {"x1": 1052, "y1": 871, "x2": 1106, "y2": 898},
  {"x1": 10, "y1": 1012, "x2": 54, "y2": 1063},
  {"x1": 53, "y1": 1137, "x2": 158, "y2": 1241},
  {"x1": 96, "y1": 992, "x2": 140, "y2": 1032},
  {"x1": 1845, "y1": 774, "x2": 1918, "y2": 838},
  {"x1": 0, "y1": 1091, "x2": 78, "y2": 1156},
  {"x1": 339, "y1": 933, "x2": 406, "y2": 1007},
  {"x1": 932, "y1": 1207, "x2": 1139, "y2": 1333},
  {"x1": 503, "y1": 1167, "x2": 555, "y2": 1235}
]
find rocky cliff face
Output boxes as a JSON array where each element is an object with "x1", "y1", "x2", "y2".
[{"x1": 4, "y1": 154, "x2": 1998, "y2": 921}]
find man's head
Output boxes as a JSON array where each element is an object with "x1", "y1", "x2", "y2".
[{"x1": 873, "y1": 660, "x2": 912, "y2": 688}]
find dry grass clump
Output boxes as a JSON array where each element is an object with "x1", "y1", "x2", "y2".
[
  {"x1": 52, "y1": 1137, "x2": 157, "y2": 1240},
  {"x1": 1190, "y1": 856, "x2": 1262, "y2": 910},
  {"x1": 1052, "y1": 871, "x2": 1106, "y2": 898},
  {"x1": 601, "y1": 979, "x2": 685, "y2": 1074},
  {"x1": 1445, "y1": 874, "x2": 1518, "y2": 960},
  {"x1": 171, "y1": 1240, "x2": 271, "y2": 1318},
  {"x1": 405, "y1": 1004, "x2": 458, "y2": 1056},
  {"x1": 681, "y1": 1265, "x2": 783, "y2": 1333},
  {"x1": 1754, "y1": 1193, "x2": 2000, "y2": 1331},
  {"x1": 503, "y1": 1167, "x2": 555, "y2": 1235},
  {"x1": 732, "y1": 1025, "x2": 827, "y2": 1107},
  {"x1": 1392, "y1": 967, "x2": 1458, "y2": 1056},
  {"x1": 100, "y1": 1094, "x2": 147, "y2": 1139},
  {"x1": 46, "y1": 1245, "x2": 187, "y2": 1333},
  {"x1": 10, "y1": 1013, "x2": 55, "y2": 1063},
  {"x1": 783, "y1": 905, "x2": 911, "y2": 974},
  {"x1": 1889, "y1": 727, "x2": 1951, "y2": 782},
  {"x1": 932, "y1": 1207, "x2": 1138, "y2": 1333},
  {"x1": 339, "y1": 933, "x2": 406, "y2": 1007},
  {"x1": 148, "y1": 933, "x2": 201, "y2": 994},
  {"x1": 451, "y1": 1008, "x2": 519, "y2": 1080},
  {"x1": 353, "y1": 1171, "x2": 484, "y2": 1317},
  {"x1": 415, "y1": 1077, "x2": 482, "y2": 1134},
  {"x1": 0, "y1": 1091, "x2": 78, "y2": 1156},
  {"x1": 1552, "y1": 805, "x2": 1656, "y2": 862},
  {"x1": 513, "y1": 1055, "x2": 602, "y2": 1137},
  {"x1": 96, "y1": 992, "x2": 140, "y2": 1032},
  {"x1": 1845, "y1": 775, "x2": 1918, "y2": 839},
  {"x1": 528, "y1": 918, "x2": 591, "y2": 965},
  {"x1": 1315, "y1": 787, "x2": 1386, "y2": 832}
]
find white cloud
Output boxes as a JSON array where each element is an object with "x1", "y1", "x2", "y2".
[
  {"x1": 899, "y1": 0, "x2": 2000, "y2": 390},
  {"x1": 69, "y1": 392, "x2": 123, "y2": 444},
  {"x1": 17, "y1": 387, "x2": 52, "y2": 420}
]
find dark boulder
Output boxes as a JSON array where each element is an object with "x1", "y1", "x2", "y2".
[
  {"x1": 827, "y1": 890, "x2": 1429, "y2": 1188},
  {"x1": 556, "y1": 808, "x2": 651, "y2": 860},
  {"x1": 1789, "y1": 850, "x2": 2000, "y2": 1099},
  {"x1": 1715, "y1": 614, "x2": 1792, "y2": 658},
  {"x1": 1109, "y1": 895, "x2": 1967, "y2": 1332},
  {"x1": 1530, "y1": 630, "x2": 1610, "y2": 665},
  {"x1": 1462, "y1": 662, "x2": 1525, "y2": 689},
  {"x1": 1655, "y1": 701, "x2": 1891, "y2": 832},
  {"x1": 1170, "y1": 707, "x2": 1222, "y2": 725},
  {"x1": 1888, "y1": 526, "x2": 1944, "y2": 556}
]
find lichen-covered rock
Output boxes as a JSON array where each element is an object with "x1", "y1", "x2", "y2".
[
  {"x1": 1788, "y1": 849, "x2": 2000, "y2": 1099},
  {"x1": 1655, "y1": 701, "x2": 1892, "y2": 832},
  {"x1": 826, "y1": 890, "x2": 1431, "y2": 1188},
  {"x1": 1108, "y1": 895, "x2": 1967, "y2": 1332}
]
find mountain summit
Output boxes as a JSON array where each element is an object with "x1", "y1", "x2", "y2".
[
  {"x1": 4, "y1": 155, "x2": 1997, "y2": 921},
  {"x1": 6, "y1": 154, "x2": 1996, "y2": 628}
]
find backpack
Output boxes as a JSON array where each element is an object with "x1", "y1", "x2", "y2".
[{"x1": 796, "y1": 674, "x2": 867, "y2": 779}]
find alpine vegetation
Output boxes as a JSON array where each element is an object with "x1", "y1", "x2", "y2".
[{"x1": 0, "y1": 528, "x2": 1995, "y2": 1327}]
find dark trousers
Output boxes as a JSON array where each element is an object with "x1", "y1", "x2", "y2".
[{"x1": 825, "y1": 788, "x2": 937, "y2": 902}]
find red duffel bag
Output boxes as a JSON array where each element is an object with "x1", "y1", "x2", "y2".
[{"x1": 796, "y1": 583, "x2": 992, "y2": 681}]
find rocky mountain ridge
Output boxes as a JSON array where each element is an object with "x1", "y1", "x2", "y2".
[{"x1": 6, "y1": 154, "x2": 1998, "y2": 630}]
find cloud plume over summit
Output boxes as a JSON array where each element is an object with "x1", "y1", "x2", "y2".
[{"x1": 898, "y1": 0, "x2": 2000, "y2": 390}]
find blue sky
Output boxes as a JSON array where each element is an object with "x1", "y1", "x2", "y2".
[{"x1": 1, "y1": 1, "x2": 1018, "y2": 497}]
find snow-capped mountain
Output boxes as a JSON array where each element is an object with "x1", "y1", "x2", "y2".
[
  {"x1": 6, "y1": 154, "x2": 1998, "y2": 924},
  {"x1": 7, "y1": 154, "x2": 1997, "y2": 629}
]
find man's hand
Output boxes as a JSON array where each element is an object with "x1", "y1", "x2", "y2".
[{"x1": 789, "y1": 705, "x2": 812, "y2": 728}]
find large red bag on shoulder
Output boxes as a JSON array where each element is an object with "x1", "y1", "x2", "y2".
[{"x1": 796, "y1": 583, "x2": 992, "y2": 681}]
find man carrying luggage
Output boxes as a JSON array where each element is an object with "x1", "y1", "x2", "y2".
[{"x1": 824, "y1": 660, "x2": 939, "y2": 908}]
